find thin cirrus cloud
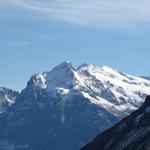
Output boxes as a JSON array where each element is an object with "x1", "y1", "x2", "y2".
[{"x1": 1, "y1": 0, "x2": 150, "y2": 29}]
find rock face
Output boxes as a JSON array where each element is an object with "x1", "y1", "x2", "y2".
[
  {"x1": 0, "y1": 61, "x2": 150, "y2": 150},
  {"x1": 0, "y1": 87, "x2": 19, "y2": 113},
  {"x1": 81, "y1": 96, "x2": 150, "y2": 150}
]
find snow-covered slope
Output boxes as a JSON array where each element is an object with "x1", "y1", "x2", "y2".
[
  {"x1": 0, "y1": 61, "x2": 150, "y2": 150},
  {"x1": 0, "y1": 87, "x2": 19, "y2": 113},
  {"x1": 81, "y1": 96, "x2": 150, "y2": 150},
  {"x1": 24, "y1": 61, "x2": 150, "y2": 117},
  {"x1": 78, "y1": 64, "x2": 150, "y2": 115}
]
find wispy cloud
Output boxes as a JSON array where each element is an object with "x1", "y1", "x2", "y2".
[{"x1": 1, "y1": 0, "x2": 150, "y2": 29}]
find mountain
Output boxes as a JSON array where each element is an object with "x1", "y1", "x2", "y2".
[
  {"x1": 81, "y1": 95, "x2": 150, "y2": 150},
  {"x1": 0, "y1": 87, "x2": 19, "y2": 113},
  {"x1": 0, "y1": 61, "x2": 150, "y2": 150}
]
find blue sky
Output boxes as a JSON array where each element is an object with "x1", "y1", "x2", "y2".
[{"x1": 0, "y1": 0, "x2": 150, "y2": 90}]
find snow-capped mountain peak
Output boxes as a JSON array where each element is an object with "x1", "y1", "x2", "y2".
[
  {"x1": 78, "y1": 64, "x2": 120, "y2": 78},
  {"x1": 101, "y1": 65, "x2": 121, "y2": 75},
  {"x1": 22, "y1": 62, "x2": 150, "y2": 117},
  {"x1": 26, "y1": 61, "x2": 83, "y2": 96},
  {"x1": 45, "y1": 61, "x2": 80, "y2": 91},
  {"x1": 28, "y1": 62, "x2": 122, "y2": 95},
  {"x1": 77, "y1": 63, "x2": 95, "y2": 70},
  {"x1": 52, "y1": 60, "x2": 74, "y2": 71}
]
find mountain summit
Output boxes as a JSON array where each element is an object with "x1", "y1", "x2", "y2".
[
  {"x1": 0, "y1": 61, "x2": 150, "y2": 150},
  {"x1": 23, "y1": 61, "x2": 150, "y2": 115}
]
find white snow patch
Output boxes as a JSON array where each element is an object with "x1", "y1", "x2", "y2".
[
  {"x1": 34, "y1": 73, "x2": 47, "y2": 89},
  {"x1": 4, "y1": 95, "x2": 15, "y2": 106}
]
